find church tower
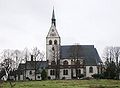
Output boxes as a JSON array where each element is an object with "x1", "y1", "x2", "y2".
[{"x1": 46, "y1": 9, "x2": 61, "y2": 65}]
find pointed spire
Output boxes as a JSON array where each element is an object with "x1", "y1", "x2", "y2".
[
  {"x1": 51, "y1": 7, "x2": 56, "y2": 26},
  {"x1": 52, "y1": 7, "x2": 55, "y2": 19}
]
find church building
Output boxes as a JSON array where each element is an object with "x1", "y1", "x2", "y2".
[{"x1": 46, "y1": 9, "x2": 102, "y2": 79}]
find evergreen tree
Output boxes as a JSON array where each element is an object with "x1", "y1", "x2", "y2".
[{"x1": 41, "y1": 69, "x2": 47, "y2": 80}]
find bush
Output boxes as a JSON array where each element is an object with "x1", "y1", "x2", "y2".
[
  {"x1": 26, "y1": 77, "x2": 30, "y2": 80},
  {"x1": 92, "y1": 74, "x2": 103, "y2": 79},
  {"x1": 78, "y1": 74, "x2": 84, "y2": 78},
  {"x1": 48, "y1": 76, "x2": 51, "y2": 80},
  {"x1": 41, "y1": 69, "x2": 47, "y2": 80},
  {"x1": 62, "y1": 77, "x2": 65, "y2": 80}
]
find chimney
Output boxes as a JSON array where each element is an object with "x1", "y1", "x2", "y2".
[{"x1": 31, "y1": 55, "x2": 34, "y2": 61}]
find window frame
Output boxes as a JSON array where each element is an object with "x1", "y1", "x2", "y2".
[
  {"x1": 54, "y1": 40, "x2": 57, "y2": 45},
  {"x1": 29, "y1": 70, "x2": 32, "y2": 75},
  {"x1": 51, "y1": 61, "x2": 56, "y2": 66},
  {"x1": 63, "y1": 69, "x2": 68, "y2": 75},
  {"x1": 49, "y1": 40, "x2": 52, "y2": 45},
  {"x1": 63, "y1": 60, "x2": 68, "y2": 65},
  {"x1": 89, "y1": 67, "x2": 93, "y2": 73},
  {"x1": 50, "y1": 69, "x2": 55, "y2": 75}
]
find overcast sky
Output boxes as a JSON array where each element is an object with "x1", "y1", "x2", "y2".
[{"x1": 0, "y1": 0, "x2": 120, "y2": 59}]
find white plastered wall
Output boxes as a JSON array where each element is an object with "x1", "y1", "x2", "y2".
[
  {"x1": 26, "y1": 70, "x2": 41, "y2": 80},
  {"x1": 48, "y1": 69, "x2": 56, "y2": 79},
  {"x1": 60, "y1": 69, "x2": 71, "y2": 79},
  {"x1": 86, "y1": 66, "x2": 98, "y2": 77}
]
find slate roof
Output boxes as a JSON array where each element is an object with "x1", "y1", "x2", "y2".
[
  {"x1": 18, "y1": 61, "x2": 47, "y2": 71},
  {"x1": 60, "y1": 45, "x2": 102, "y2": 66},
  {"x1": 18, "y1": 63, "x2": 25, "y2": 70}
]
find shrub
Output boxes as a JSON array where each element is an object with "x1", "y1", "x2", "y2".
[
  {"x1": 62, "y1": 77, "x2": 65, "y2": 80},
  {"x1": 78, "y1": 74, "x2": 84, "y2": 78},
  {"x1": 92, "y1": 74, "x2": 103, "y2": 79},
  {"x1": 26, "y1": 77, "x2": 30, "y2": 80},
  {"x1": 48, "y1": 76, "x2": 51, "y2": 80},
  {"x1": 41, "y1": 69, "x2": 47, "y2": 80}
]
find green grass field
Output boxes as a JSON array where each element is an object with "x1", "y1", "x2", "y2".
[{"x1": 1, "y1": 80, "x2": 120, "y2": 88}]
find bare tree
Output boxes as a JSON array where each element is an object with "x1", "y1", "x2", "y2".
[
  {"x1": 22, "y1": 48, "x2": 30, "y2": 80},
  {"x1": 69, "y1": 44, "x2": 83, "y2": 79},
  {"x1": 103, "y1": 46, "x2": 120, "y2": 79},
  {"x1": 49, "y1": 45, "x2": 60, "y2": 79},
  {"x1": 13, "y1": 50, "x2": 22, "y2": 69},
  {"x1": 113, "y1": 47, "x2": 120, "y2": 66},
  {"x1": 31, "y1": 47, "x2": 45, "y2": 80},
  {"x1": 31, "y1": 47, "x2": 45, "y2": 61},
  {"x1": 1, "y1": 49, "x2": 15, "y2": 80},
  {"x1": 22, "y1": 48, "x2": 30, "y2": 62},
  {"x1": 0, "y1": 49, "x2": 16, "y2": 87},
  {"x1": 103, "y1": 46, "x2": 120, "y2": 65},
  {"x1": 54, "y1": 45, "x2": 60, "y2": 79}
]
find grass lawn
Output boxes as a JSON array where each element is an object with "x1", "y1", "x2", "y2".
[{"x1": 1, "y1": 79, "x2": 120, "y2": 88}]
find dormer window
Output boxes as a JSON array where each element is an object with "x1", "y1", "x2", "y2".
[
  {"x1": 76, "y1": 60, "x2": 80, "y2": 65},
  {"x1": 51, "y1": 61, "x2": 56, "y2": 66},
  {"x1": 63, "y1": 60, "x2": 68, "y2": 65}
]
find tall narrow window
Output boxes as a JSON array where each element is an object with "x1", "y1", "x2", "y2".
[
  {"x1": 50, "y1": 70, "x2": 52, "y2": 75},
  {"x1": 89, "y1": 67, "x2": 93, "y2": 73},
  {"x1": 54, "y1": 40, "x2": 57, "y2": 45},
  {"x1": 63, "y1": 70, "x2": 68, "y2": 75},
  {"x1": 77, "y1": 69, "x2": 81, "y2": 76},
  {"x1": 29, "y1": 71, "x2": 32, "y2": 75},
  {"x1": 49, "y1": 40, "x2": 52, "y2": 45},
  {"x1": 50, "y1": 70, "x2": 55, "y2": 75}
]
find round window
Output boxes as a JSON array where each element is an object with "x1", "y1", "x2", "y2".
[{"x1": 52, "y1": 29, "x2": 54, "y2": 32}]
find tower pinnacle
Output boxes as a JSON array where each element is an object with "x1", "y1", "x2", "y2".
[{"x1": 51, "y1": 8, "x2": 56, "y2": 26}]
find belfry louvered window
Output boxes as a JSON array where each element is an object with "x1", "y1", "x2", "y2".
[{"x1": 49, "y1": 40, "x2": 52, "y2": 45}]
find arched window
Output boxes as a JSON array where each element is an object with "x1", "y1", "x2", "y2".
[
  {"x1": 89, "y1": 67, "x2": 93, "y2": 73},
  {"x1": 51, "y1": 61, "x2": 56, "y2": 65},
  {"x1": 75, "y1": 60, "x2": 80, "y2": 65},
  {"x1": 63, "y1": 60, "x2": 68, "y2": 65},
  {"x1": 29, "y1": 71, "x2": 32, "y2": 75},
  {"x1": 54, "y1": 40, "x2": 57, "y2": 45},
  {"x1": 49, "y1": 40, "x2": 52, "y2": 45},
  {"x1": 50, "y1": 70, "x2": 55, "y2": 75},
  {"x1": 77, "y1": 69, "x2": 81, "y2": 76},
  {"x1": 71, "y1": 60, "x2": 74, "y2": 65}
]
